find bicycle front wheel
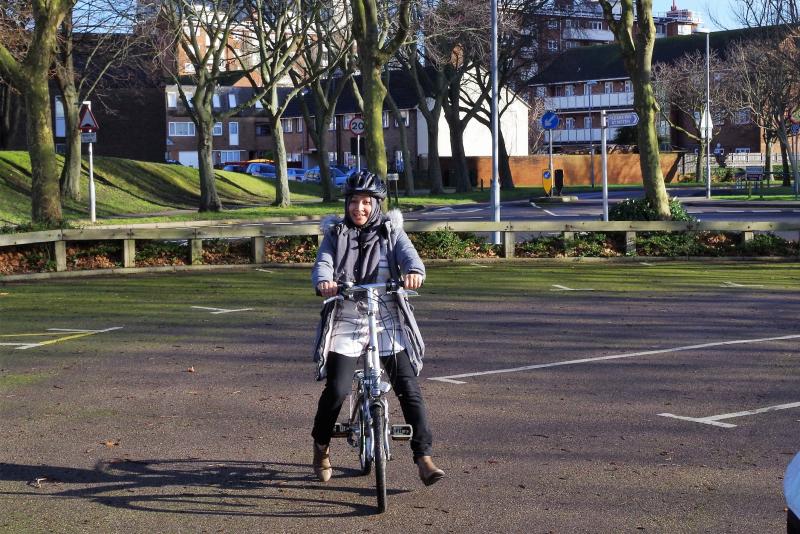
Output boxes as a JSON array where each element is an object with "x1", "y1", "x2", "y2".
[
  {"x1": 371, "y1": 402, "x2": 387, "y2": 513},
  {"x1": 355, "y1": 397, "x2": 372, "y2": 475}
]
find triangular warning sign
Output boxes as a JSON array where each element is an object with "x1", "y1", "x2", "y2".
[{"x1": 78, "y1": 105, "x2": 99, "y2": 132}]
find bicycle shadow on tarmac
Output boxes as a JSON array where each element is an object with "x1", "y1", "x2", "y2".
[{"x1": 0, "y1": 458, "x2": 410, "y2": 517}]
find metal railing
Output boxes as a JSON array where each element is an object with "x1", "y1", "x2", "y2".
[{"x1": 2, "y1": 219, "x2": 799, "y2": 274}]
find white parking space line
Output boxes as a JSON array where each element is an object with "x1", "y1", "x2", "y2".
[
  {"x1": 640, "y1": 262, "x2": 654, "y2": 266},
  {"x1": 191, "y1": 306, "x2": 254, "y2": 315},
  {"x1": 543, "y1": 209, "x2": 559, "y2": 216},
  {"x1": 427, "y1": 333, "x2": 800, "y2": 384},
  {"x1": 658, "y1": 401, "x2": 800, "y2": 429},
  {"x1": 0, "y1": 327, "x2": 124, "y2": 351},
  {"x1": 256, "y1": 268, "x2": 274, "y2": 273}
]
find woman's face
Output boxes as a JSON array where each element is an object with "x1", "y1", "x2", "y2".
[{"x1": 348, "y1": 194, "x2": 373, "y2": 226}]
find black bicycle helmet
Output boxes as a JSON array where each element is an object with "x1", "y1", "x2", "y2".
[{"x1": 343, "y1": 170, "x2": 387, "y2": 200}]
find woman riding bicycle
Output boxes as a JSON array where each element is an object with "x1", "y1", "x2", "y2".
[{"x1": 311, "y1": 170, "x2": 445, "y2": 486}]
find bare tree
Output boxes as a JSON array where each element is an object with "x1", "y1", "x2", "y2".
[
  {"x1": 56, "y1": 0, "x2": 153, "y2": 201},
  {"x1": 728, "y1": 0, "x2": 800, "y2": 27},
  {"x1": 292, "y1": 4, "x2": 354, "y2": 203},
  {"x1": 155, "y1": 0, "x2": 261, "y2": 212},
  {"x1": 246, "y1": 0, "x2": 326, "y2": 208},
  {"x1": 728, "y1": 35, "x2": 800, "y2": 186},
  {"x1": 0, "y1": 0, "x2": 73, "y2": 223},
  {"x1": 350, "y1": 0, "x2": 412, "y2": 178},
  {"x1": 652, "y1": 50, "x2": 736, "y2": 184},
  {"x1": 597, "y1": 0, "x2": 670, "y2": 219}
]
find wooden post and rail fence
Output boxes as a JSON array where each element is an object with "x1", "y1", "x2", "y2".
[{"x1": 1, "y1": 220, "x2": 799, "y2": 274}]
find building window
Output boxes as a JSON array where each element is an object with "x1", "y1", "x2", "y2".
[
  {"x1": 547, "y1": 19, "x2": 558, "y2": 29},
  {"x1": 167, "y1": 92, "x2": 178, "y2": 108},
  {"x1": 565, "y1": 19, "x2": 575, "y2": 28},
  {"x1": 382, "y1": 111, "x2": 389, "y2": 128},
  {"x1": 735, "y1": 147, "x2": 751, "y2": 153},
  {"x1": 184, "y1": 63, "x2": 195, "y2": 74},
  {"x1": 547, "y1": 40, "x2": 558, "y2": 51},
  {"x1": 589, "y1": 21, "x2": 602, "y2": 30},
  {"x1": 281, "y1": 118, "x2": 293, "y2": 133},
  {"x1": 536, "y1": 86, "x2": 546, "y2": 97},
  {"x1": 604, "y1": 82, "x2": 613, "y2": 94},
  {"x1": 255, "y1": 122, "x2": 270, "y2": 136},
  {"x1": 328, "y1": 116, "x2": 336, "y2": 131},
  {"x1": 228, "y1": 93, "x2": 237, "y2": 108},
  {"x1": 565, "y1": 84, "x2": 574, "y2": 97},
  {"x1": 213, "y1": 122, "x2": 223, "y2": 136},
  {"x1": 565, "y1": 118, "x2": 575, "y2": 129},
  {"x1": 186, "y1": 93, "x2": 194, "y2": 107},
  {"x1": 213, "y1": 94, "x2": 220, "y2": 108},
  {"x1": 566, "y1": 41, "x2": 578, "y2": 49},
  {"x1": 584, "y1": 116, "x2": 592, "y2": 129},
  {"x1": 229, "y1": 122, "x2": 239, "y2": 145},
  {"x1": 168, "y1": 122, "x2": 196, "y2": 136},
  {"x1": 343, "y1": 114, "x2": 354, "y2": 130},
  {"x1": 54, "y1": 96, "x2": 65, "y2": 137},
  {"x1": 255, "y1": 99, "x2": 263, "y2": 109},
  {"x1": 394, "y1": 110, "x2": 410, "y2": 127},
  {"x1": 583, "y1": 83, "x2": 592, "y2": 96},
  {"x1": 215, "y1": 150, "x2": 242, "y2": 163},
  {"x1": 624, "y1": 80, "x2": 632, "y2": 93},
  {"x1": 734, "y1": 109, "x2": 751, "y2": 125},
  {"x1": 295, "y1": 117, "x2": 303, "y2": 133}
]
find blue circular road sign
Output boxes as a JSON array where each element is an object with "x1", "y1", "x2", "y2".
[{"x1": 541, "y1": 111, "x2": 559, "y2": 130}]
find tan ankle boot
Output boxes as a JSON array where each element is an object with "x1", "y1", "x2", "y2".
[
  {"x1": 416, "y1": 456, "x2": 445, "y2": 486},
  {"x1": 313, "y1": 442, "x2": 332, "y2": 482}
]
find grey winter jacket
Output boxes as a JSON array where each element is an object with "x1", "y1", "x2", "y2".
[{"x1": 311, "y1": 209, "x2": 426, "y2": 380}]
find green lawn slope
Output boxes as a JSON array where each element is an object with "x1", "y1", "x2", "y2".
[{"x1": 0, "y1": 151, "x2": 333, "y2": 225}]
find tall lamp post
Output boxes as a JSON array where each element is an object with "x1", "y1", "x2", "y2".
[
  {"x1": 586, "y1": 80, "x2": 598, "y2": 188},
  {"x1": 696, "y1": 27, "x2": 712, "y2": 199},
  {"x1": 490, "y1": 0, "x2": 500, "y2": 244}
]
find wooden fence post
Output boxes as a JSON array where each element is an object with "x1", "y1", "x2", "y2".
[
  {"x1": 252, "y1": 236, "x2": 265, "y2": 264},
  {"x1": 625, "y1": 232, "x2": 637, "y2": 256},
  {"x1": 190, "y1": 239, "x2": 203, "y2": 265},
  {"x1": 502, "y1": 231, "x2": 515, "y2": 259},
  {"x1": 54, "y1": 241, "x2": 67, "y2": 272},
  {"x1": 563, "y1": 231, "x2": 575, "y2": 256},
  {"x1": 123, "y1": 239, "x2": 136, "y2": 268}
]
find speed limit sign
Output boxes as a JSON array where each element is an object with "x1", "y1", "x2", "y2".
[{"x1": 350, "y1": 118, "x2": 365, "y2": 135}]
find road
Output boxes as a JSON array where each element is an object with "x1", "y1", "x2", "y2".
[{"x1": 407, "y1": 188, "x2": 800, "y2": 226}]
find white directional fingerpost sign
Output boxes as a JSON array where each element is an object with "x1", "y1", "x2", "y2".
[
  {"x1": 79, "y1": 102, "x2": 100, "y2": 223},
  {"x1": 606, "y1": 112, "x2": 639, "y2": 128},
  {"x1": 350, "y1": 118, "x2": 365, "y2": 171}
]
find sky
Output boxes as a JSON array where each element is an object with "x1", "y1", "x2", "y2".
[{"x1": 651, "y1": 0, "x2": 742, "y2": 30}]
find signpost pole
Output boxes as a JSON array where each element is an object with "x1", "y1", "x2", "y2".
[
  {"x1": 83, "y1": 100, "x2": 96, "y2": 223},
  {"x1": 548, "y1": 128, "x2": 553, "y2": 179},
  {"x1": 601, "y1": 110, "x2": 608, "y2": 222},
  {"x1": 356, "y1": 134, "x2": 361, "y2": 172}
]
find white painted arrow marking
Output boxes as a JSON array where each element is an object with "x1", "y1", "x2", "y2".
[
  {"x1": 551, "y1": 284, "x2": 595, "y2": 291},
  {"x1": 191, "y1": 306, "x2": 254, "y2": 315},
  {"x1": 659, "y1": 401, "x2": 800, "y2": 429},
  {"x1": 720, "y1": 281, "x2": 765, "y2": 288}
]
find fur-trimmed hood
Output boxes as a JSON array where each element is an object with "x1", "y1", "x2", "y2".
[{"x1": 319, "y1": 209, "x2": 404, "y2": 233}]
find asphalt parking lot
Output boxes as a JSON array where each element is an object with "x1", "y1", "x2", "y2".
[{"x1": 0, "y1": 263, "x2": 798, "y2": 532}]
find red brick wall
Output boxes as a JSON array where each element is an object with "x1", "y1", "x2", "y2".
[{"x1": 472, "y1": 153, "x2": 684, "y2": 187}]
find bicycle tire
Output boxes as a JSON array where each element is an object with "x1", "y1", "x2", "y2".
[
  {"x1": 371, "y1": 402, "x2": 387, "y2": 513},
  {"x1": 355, "y1": 398, "x2": 373, "y2": 475}
]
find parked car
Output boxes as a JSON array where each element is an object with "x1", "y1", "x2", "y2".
[
  {"x1": 286, "y1": 168, "x2": 307, "y2": 181},
  {"x1": 246, "y1": 162, "x2": 276, "y2": 179},
  {"x1": 303, "y1": 166, "x2": 346, "y2": 184},
  {"x1": 222, "y1": 163, "x2": 248, "y2": 173}
]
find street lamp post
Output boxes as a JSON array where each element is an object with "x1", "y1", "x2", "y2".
[
  {"x1": 586, "y1": 80, "x2": 597, "y2": 188},
  {"x1": 490, "y1": 0, "x2": 500, "y2": 244},
  {"x1": 696, "y1": 27, "x2": 712, "y2": 199}
]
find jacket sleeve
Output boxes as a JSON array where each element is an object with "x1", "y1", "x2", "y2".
[
  {"x1": 394, "y1": 228, "x2": 425, "y2": 280},
  {"x1": 312, "y1": 229, "x2": 336, "y2": 289}
]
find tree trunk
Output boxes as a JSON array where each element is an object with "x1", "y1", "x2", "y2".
[
  {"x1": 385, "y1": 94, "x2": 414, "y2": 196},
  {"x1": 0, "y1": 85, "x2": 21, "y2": 149},
  {"x1": 633, "y1": 76, "x2": 669, "y2": 218},
  {"x1": 498, "y1": 127, "x2": 514, "y2": 190},
  {"x1": 318, "y1": 147, "x2": 336, "y2": 201},
  {"x1": 60, "y1": 87, "x2": 82, "y2": 201},
  {"x1": 425, "y1": 113, "x2": 444, "y2": 195},
  {"x1": 360, "y1": 62, "x2": 388, "y2": 177},
  {"x1": 444, "y1": 81, "x2": 471, "y2": 192},
  {"x1": 197, "y1": 123, "x2": 222, "y2": 212},
  {"x1": 271, "y1": 120, "x2": 291, "y2": 207},
  {"x1": 26, "y1": 73, "x2": 62, "y2": 223},
  {"x1": 776, "y1": 125, "x2": 793, "y2": 186}
]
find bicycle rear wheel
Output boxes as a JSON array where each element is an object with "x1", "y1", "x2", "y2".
[{"x1": 371, "y1": 402, "x2": 387, "y2": 513}]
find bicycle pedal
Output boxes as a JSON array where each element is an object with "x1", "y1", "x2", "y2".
[
  {"x1": 331, "y1": 422, "x2": 350, "y2": 438},
  {"x1": 390, "y1": 424, "x2": 413, "y2": 441}
]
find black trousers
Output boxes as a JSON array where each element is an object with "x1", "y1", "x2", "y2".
[
  {"x1": 312, "y1": 350, "x2": 433, "y2": 461},
  {"x1": 789, "y1": 508, "x2": 799, "y2": 534}
]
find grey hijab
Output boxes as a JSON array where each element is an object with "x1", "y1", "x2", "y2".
[{"x1": 336, "y1": 196, "x2": 383, "y2": 284}]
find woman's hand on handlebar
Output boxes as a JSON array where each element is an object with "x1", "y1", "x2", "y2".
[
  {"x1": 317, "y1": 280, "x2": 338, "y2": 298},
  {"x1": 403, "y1": 273, "x2": 423, "y2": 290}
]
